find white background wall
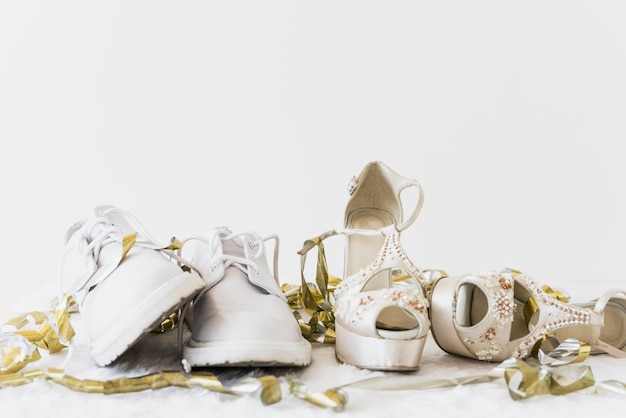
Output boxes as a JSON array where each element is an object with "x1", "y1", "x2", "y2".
[{"x1": 1, "y1": 1, "x2": 625, "y2": 319}]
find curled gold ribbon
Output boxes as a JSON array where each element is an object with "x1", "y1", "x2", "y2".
[
  {"x1": 524, "y1": 283, "x2": 570, "y2": 325},
  {"x1": 291, "y1": 236, "x2": 338, "y2": 344},
  {"x1": 537, "y1": 337, "x2": 591, "y2": 366},
  {"x1": 329, "y1": 356, "x2": 601, "y2": 402},
  {"x1": 504, "y1": 358, "x2": 595, "y2": 400},
  {"x1": 1, "y1": 296, "x2": 77, "y2": 374}
]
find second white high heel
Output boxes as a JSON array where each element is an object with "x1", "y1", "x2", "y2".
[{"x1": 428, "y1": 268, "x2": 626, "y2": 362}]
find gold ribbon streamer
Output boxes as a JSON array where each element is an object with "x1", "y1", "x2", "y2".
[
  {"x1": 329, "y1": 356, "x2": 600, "y2": 401},
  {"x1": 0, "y1": 356, "x2": 614, "y2": 408},
  {"x1": 1, "y1": 296, "x2": 77, "y2": 374},
  {"x1": 0, "y1": 368, "x2": 243, "y2": 397},
  {"x1": 0, "y1": 367, "x2": 349, "y2": 409},
  {"x1": 121, "y1": 233, "x2": 137, "y2": 260},
  {"x1": 151, "y1": 311, "x2": 181, "y2": 334},
  {"x1": 524, "y1": 283, "x2": 570, "y2": 325},
  {"x1": 288, "y1": 377, "x2": 348, "y2": 412},
  {"x1": 504, "y1": 358, "x2": 595, "y2": 400},
  {"x1": 537, "y1": 337, "x2": 591, "y2": 366},
  {"x1": 294, "y1": 236, "x2": 338, "y2": 344}
]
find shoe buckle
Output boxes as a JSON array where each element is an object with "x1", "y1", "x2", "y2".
[{"x1": 348, "y1": 176, "x2": 358, "y2": 195}]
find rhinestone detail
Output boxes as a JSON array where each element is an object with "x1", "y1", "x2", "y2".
[{"x1": 335, "y1": 231, "x2": 425, "y2": 297}]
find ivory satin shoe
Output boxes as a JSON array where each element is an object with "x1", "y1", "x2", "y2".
[
  {"x1": 299, "y1": 161, "x2": 430, "y2": 371},
  {"x1": 428, "y1": 268, "x2": 626, "y2": 362}
]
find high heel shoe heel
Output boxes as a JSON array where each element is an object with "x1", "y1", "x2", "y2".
[{"x1": 299, "y1": 161, "x2": 429, "y2": 370}]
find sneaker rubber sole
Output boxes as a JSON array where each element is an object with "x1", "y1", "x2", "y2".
[
  {"x1": 183, "y1": 337, "x2": 312, "y2": 367},
  {"x1": 88, "y1": 271, "x2": 205, "y2": 366}
]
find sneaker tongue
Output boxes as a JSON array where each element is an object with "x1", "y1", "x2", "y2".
[{"x1": 221, "y1": 236, "x2": 245, "y2": 258}]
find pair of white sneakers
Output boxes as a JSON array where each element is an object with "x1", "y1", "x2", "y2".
[{"x1": 59, "y1": 205, "x2": 312, "y2": 368}]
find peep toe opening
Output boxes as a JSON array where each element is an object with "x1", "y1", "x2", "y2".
[{"x1": 454, "y1": 280, "x2": 533, "y2": 343}]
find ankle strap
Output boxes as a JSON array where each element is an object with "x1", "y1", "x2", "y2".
[{"x1": 395, "y1": 179, "x2": 424, "y2": 232}]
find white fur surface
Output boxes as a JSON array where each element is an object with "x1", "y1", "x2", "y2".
[
  {"x1": 2, "y1": 282, "x2": 626, "y2": 418},
  {"x1": 2, "y1": 1, "x2": 626, "y2": 416}
]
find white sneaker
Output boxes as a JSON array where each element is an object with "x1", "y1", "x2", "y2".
[
  {"x1": 59, "y1": 205, "x2": 206, "y2": 366},
  {"x1": 182, "y1": 227, "x2": 312, "y2": 367}
]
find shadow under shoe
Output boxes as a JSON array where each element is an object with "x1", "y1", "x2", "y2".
[{"x1": 331, "y1": 227, "x2": 430, "y2": 371}]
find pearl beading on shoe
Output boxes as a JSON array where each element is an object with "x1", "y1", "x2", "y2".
[
  {"x1": 335, "y1": 230, "x2": 426, "y2": 297},
  {"x1": 512, "y1": 275, "x2": 591, "y2": 359},
  {"x1": 487, "y1": 273, "x2": 516, "y2": 327},
  {"x1": 459, "y1": 272, "x2": 517, "y2": 361},
  {"x1": 453, "y1": 270, "x2": 594, "y2": 362},
  {"x1": 335, "y1": 287, "x2": 428, "y2": 325},
  {"x1": 333, "y1": 228, "x2": 429, "y2": 338}
]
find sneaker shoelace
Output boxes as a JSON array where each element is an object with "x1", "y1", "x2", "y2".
[
  {"x1": 58, "y1": 217, "x2": 128, "y2": 304},
  {"x1": 182, "y1": 228, "x2": 280, "y2": 284},
  {"x1": 58, "y1": 207, "x2": 192, "y2": 305}
]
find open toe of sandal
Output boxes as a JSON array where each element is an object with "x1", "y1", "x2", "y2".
[
  {"x1": 428, "y1": 268, "x2": 626, "y2": 362},
  {"x1": 333, "y1": 228, "x2": 430, "y2": 371}
]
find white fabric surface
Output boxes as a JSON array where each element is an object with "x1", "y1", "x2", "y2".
[{"x1": 2, "y1": 281, "x2": 626, "y2": 418}]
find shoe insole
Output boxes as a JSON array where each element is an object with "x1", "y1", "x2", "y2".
[
  {"x1": 601, "y1": 300, "x2": 626, "y2": 349},
  {"x1": 345, "y1": 209, "x2": 393, "y2": 287},
  {"x1": 456, "y1": 283, "x2": 487, "y2": 327},
  {"x1": 376, "y1": 306, "x2": 420, "y2": 339},
  {"x1": 455, "y1": 282, "x2": 531, "y2": 341}
]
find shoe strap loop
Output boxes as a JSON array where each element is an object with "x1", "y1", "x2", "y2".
[{"x1": 396, "y1": 179, "x2": 424, "y2": 232}]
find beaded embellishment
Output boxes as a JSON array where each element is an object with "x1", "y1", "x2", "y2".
[
  {"x1": 334, "y1": 228, "x2": 429, "y2": 330},
  {"x1": 459, "y1": 271, "x2": 516, "y2": 360},
  {"x1": 335, "y1": 230, "x2": 426, "y2": 298},
  {"x1": 454, "y1": 269, "x2": 593, "y2": 361}
]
